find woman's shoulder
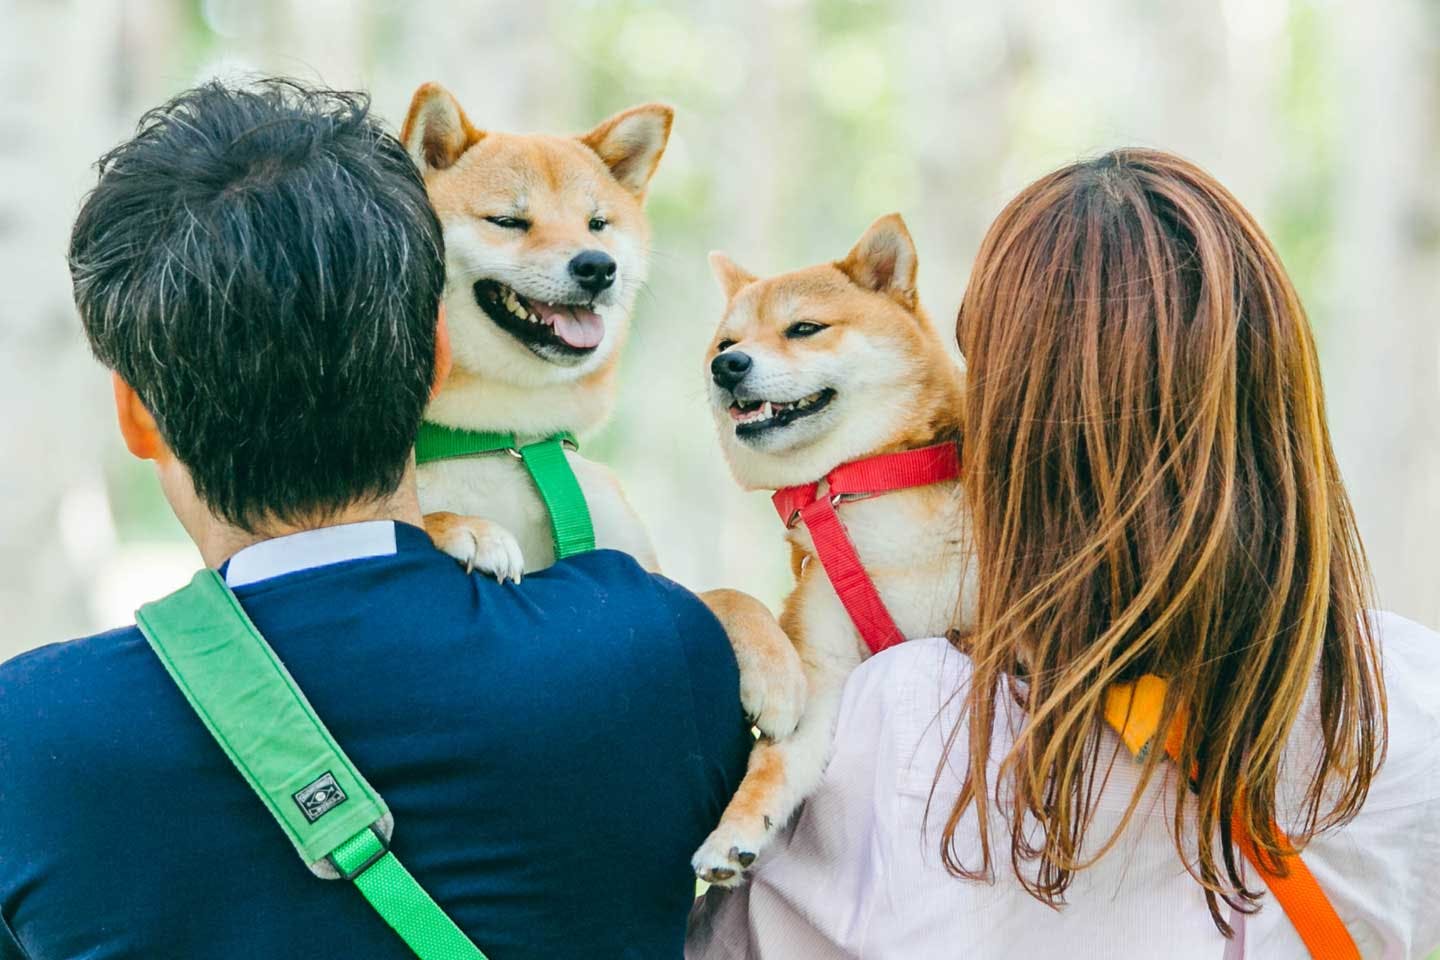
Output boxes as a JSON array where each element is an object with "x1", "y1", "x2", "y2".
[
  {"x1": 846, "y1": 614, "x2": 1440, "y2": 803},
  {"x1": 835, "y1": 637, "x2": 979, "y2": 796},
  {"x1": 1362, "y1": 610, "x2": 1440, "y2": 809},
  {"x1": 839, "y1": 636, "x2": 970, "y2": 732},
  {"x1": 1281, "y1": 613, "x2": 1440, "y2": 958},
  {"x1": 1372, "y1": 608, "x2": 1440, "y2": 673}
]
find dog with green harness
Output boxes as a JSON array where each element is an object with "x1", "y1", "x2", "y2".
[
  {"x1": 400, "y1": 83, "x2": 809, "y2": 743},
  {"x1": 400, "y1": 82, "x2": 671, "y2": 580}
]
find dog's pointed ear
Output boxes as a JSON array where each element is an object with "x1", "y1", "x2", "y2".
[
  {"x1": 579, "y1": 103, "x2": 674, "y2": 197},
  {"x1": 709, "y1": 252, "x2": 757, "y2": 301},
  {"x1": 837, "y1": 213, "x2": 918, "y2": 309},
  {"x1": 402, "y1": 83, "x2": 483, "y2": 175}
]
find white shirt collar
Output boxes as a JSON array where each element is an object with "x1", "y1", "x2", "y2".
[{"x1": 223, "y1": 520, "x2": 399, "y2": 588}]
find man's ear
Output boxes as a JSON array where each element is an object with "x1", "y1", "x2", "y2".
[
  {"x1": 709, "y1": 251, "x2": 757, "y2": 301},
  {"x1": 836, "y1": 213, "x2": 919, "y2": 310},
  {"x1": 112, "y1": 373, "x2": 165, "y2": 461},
  {"x1": 430, "y1": 301, "x2": 452, "y2": 403},
  {"x1": 401, "y1": 82, "x2": 483, "y2": 175},
  {"x1": 579, "y1": 103, "x2": 674, "y2": 197}
]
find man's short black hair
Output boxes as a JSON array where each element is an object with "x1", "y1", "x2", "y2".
[{"x1": 69, "y1": 77, "x2": 445, "y2": 530}]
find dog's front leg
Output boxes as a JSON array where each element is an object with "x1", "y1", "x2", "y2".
[
  {"x1": 691, "y1": 656, "x2": 850, "y2": 886},
  {"x1": 423, "y1": 511, "x2": 526, "y2": 583},
  {"x1": 700, "y1": 589, "x2": 807, "y2": 741}
]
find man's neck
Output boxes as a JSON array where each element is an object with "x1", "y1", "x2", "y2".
[{"x1": 187, "y1": 485, "x2": 424, "y2": 569}]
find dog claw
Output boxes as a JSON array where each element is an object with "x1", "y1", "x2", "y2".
[
  {"x1": 429, "y1": 516, "x2": 526, "y2": 584},
  {"x1": 693, "y1": 816, "x2": 770, "y2": 887}
]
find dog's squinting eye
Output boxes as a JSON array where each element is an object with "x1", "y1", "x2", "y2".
[
  {"x1": 588, "y1": 217, "x2": 608, "y2": 232},
  {"x1": 785, "y1": 321, "x2": 828, "y2": 339},
  {"x1": 486, "y1": 216, "x2": 530, "y2": 231},
  {"x1": 716, "y1": 339, "x2": 737, "y2": 353}
]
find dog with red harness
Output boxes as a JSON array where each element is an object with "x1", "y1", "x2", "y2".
[{"x1": 692, "y1": 214, "x2": 976, "y2": 884}]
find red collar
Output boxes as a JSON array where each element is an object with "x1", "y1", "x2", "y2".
[{"x1": 771, "y1": 442, "x2": 962, "y2": 655}]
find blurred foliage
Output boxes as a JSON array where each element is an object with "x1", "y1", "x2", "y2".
[
  {"x1": 1271, "y1": 1, "x2": 1336, "y2": 329},
  {"x1": 52, "y1": 0, "x2": 1436, "y2": 629}
]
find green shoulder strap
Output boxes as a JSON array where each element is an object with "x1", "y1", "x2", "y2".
[
  {"x1": 414, "y1": 422, "x2": 595, "y2": 560},
  {"x1": 136, "y1": 570, "x2": 487, "y2": 960}
]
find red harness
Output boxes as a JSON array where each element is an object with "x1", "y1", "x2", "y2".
[{"x1": 772, "y1": 442, "x2": 962, "y2": 656}]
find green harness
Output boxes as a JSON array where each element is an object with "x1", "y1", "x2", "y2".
[
  {"x1": 137, "y1": 570, "x2": 487, "y2": 959},
  {"x1": 414, "y1": 422, "x2": 595, "y2": 560}
]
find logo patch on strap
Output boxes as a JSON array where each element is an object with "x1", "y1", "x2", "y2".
[{"x1": 293, "y1": 771, "x2": 347, "y2": 823}]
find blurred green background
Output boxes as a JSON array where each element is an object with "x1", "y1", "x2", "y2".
[{"x1": 2, "y1": 0, "x2": 1437, "y2": 658}]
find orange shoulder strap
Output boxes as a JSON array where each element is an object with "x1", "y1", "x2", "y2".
[{"x1": 1104, "y1": 678, "x2": 1359, "y2": 959}]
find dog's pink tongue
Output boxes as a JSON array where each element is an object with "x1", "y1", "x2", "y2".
[{"x1": 534, "y1": 302, "x2": 604, "y2": 349}]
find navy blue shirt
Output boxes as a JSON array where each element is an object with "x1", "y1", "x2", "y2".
[{"x1": 0, "y1": 523, "x2": 751, "y2": 959}]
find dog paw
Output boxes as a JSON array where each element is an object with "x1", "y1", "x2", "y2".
[
  {"x1": 424, "y1": 512, "x2": 525, "y2": 584},
  {"x1": 741, "y1": 663, "x2": 807, "y2": 741},
  {"x1": 692, "y1": 814, "x2": 773, "y2": 887}
]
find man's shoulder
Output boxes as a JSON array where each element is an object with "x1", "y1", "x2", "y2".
[
  {"x1": 0, "y1": 623, "x2": 157, "y2": 795},
  {"x1": 528, "y1": 549, "x2": 732, "y2": 661},
  {"x1": 0, "y1": 623, "x2": 151, "y2": 714},
  {"x1": 523, "y1": 549, "x2": 746, "y2": 760}
]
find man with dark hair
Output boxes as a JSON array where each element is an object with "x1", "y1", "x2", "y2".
[{"x1": 0, "y1": 79, "x2": 749, "y2": 960}]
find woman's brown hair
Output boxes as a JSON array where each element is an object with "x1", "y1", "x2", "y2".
[{"x1": 947, "y1": 149, "x2": 1386, "y2": 932}]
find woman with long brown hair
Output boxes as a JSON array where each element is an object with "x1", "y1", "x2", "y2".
[{"x1": 689, "y1": 150, "x2": 1440, "y2": 958}]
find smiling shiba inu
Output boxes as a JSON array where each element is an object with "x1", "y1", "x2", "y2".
[
  {"x1": 400, "y1": 83, "x2": 807, "y2": 743},
  {"x1": 401, "y1": 82, "x2": 670, "y2": 577},
  {"x1": 692, "y1": 214, "x2": 978, "y2": 884}
]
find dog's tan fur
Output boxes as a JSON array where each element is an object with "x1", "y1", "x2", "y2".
[
  {"x1": 693, "y1": 214, "x2": 976, "y2": 883},
  {"x1": 402, "y1": 83, "x2": 670, "y2": 574},
  {"x1": 401, "y1": 83, "x2": 805, "y2": 746}
]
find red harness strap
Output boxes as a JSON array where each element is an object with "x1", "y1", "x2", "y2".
[{"x1": 772, "y1": 442, "x2": 962, "y2": 656}]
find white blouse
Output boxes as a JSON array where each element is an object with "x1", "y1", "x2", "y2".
[{"x1": 688, "y1": 613, "x2": 1440, "y2": 959}]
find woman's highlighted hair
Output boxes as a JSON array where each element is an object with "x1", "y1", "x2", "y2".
[{"x1": 947, "y1": 149, "x2": 1385, "y2": 932}]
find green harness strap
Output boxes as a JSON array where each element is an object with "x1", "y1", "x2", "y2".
[
  {"x1": 414, "y1": 422, "x2": 596, "y2": 560},
  {"x1": 136, "y1": 570, "x2": 487, "y2": 960}
]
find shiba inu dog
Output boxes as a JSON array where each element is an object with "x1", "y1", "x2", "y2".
[
  {"x1": 692, "y1": 214, "x2": 977, "y2": 884},
  {"x1": 401, "y1": 83, "x2": 806, "y2": 741},
  {"x1": 401, "y1": 82, "x2": 670, "y2": 577}
]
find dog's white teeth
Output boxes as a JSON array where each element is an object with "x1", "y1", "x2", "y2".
[{"x1": 761, "y1": 401, "x2": 774, "y2": 419}]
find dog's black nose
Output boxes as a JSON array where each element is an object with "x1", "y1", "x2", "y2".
[
  {"x1": 711, "y1": 350, "x2": 753, "y2": 389},
  {"x1": 569, "y1": 250, "x2": 617, "y2": 294}
]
